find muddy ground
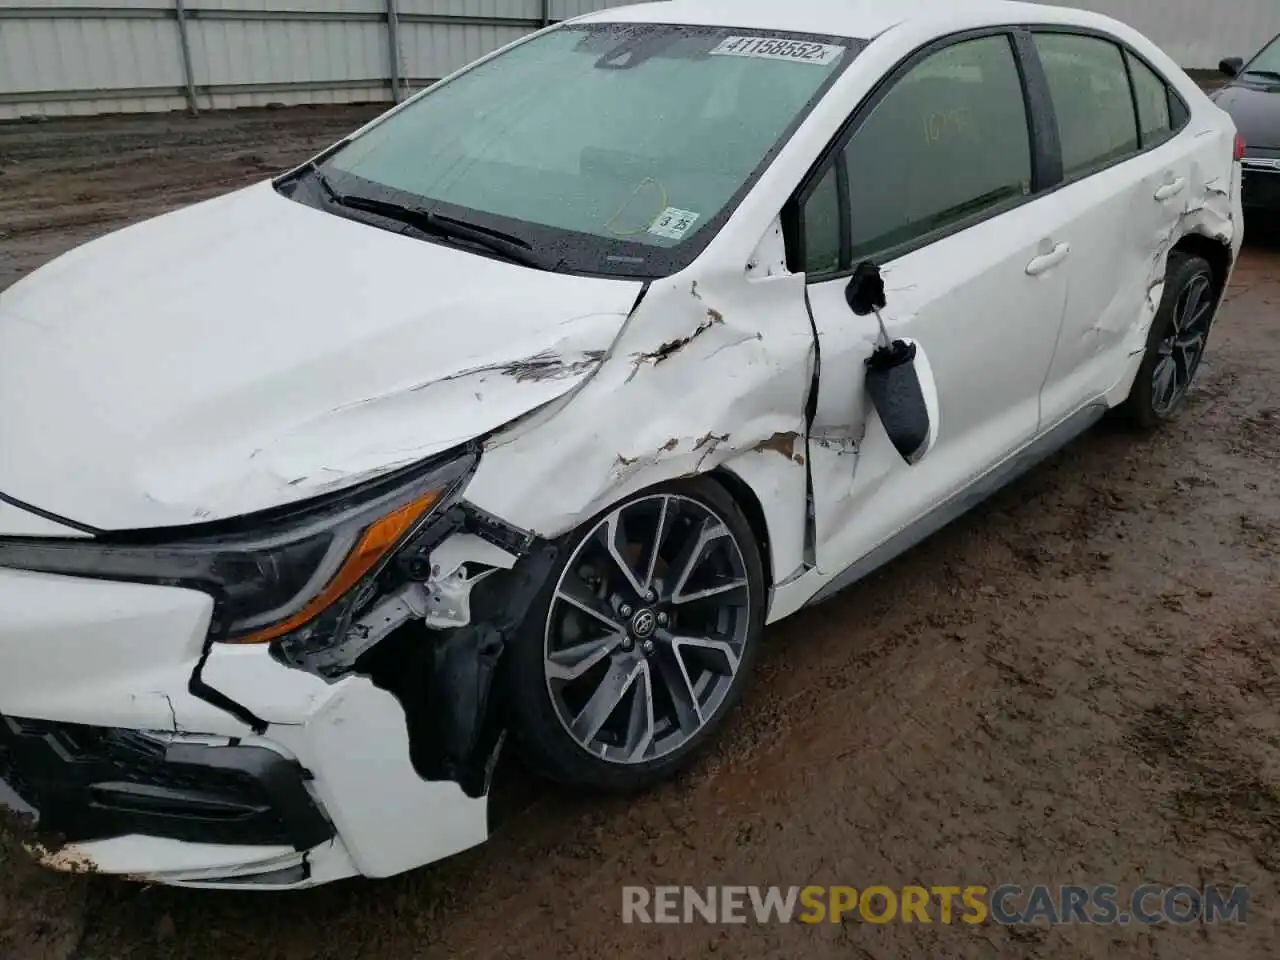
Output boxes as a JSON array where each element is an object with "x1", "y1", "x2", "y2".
[{"x1": 1, "y1": 107, "x2": 1278, "y2": 960}]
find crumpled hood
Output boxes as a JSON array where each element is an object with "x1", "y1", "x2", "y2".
[
  {"x1": 1213, "y1": 83, "x2": 1280, "y2": 150},
  {"x1": 0, "y1": 181, "x2": 642, "y2": 531}
]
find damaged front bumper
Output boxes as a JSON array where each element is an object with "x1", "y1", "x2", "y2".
[{"x1": 0, "y1": 521, "x2": 530, "y2": 889}]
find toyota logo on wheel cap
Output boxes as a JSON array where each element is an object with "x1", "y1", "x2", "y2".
[{"x1": 630, "y1": 609, "x2": 658, "y2": 639}]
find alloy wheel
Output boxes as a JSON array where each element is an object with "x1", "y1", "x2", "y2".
[
  {"x1": 1151, "y1": 269, "x2": 1215, "y2": 416},
  {"x1": 543, "y1": 494, "x2": 752, "y2": 765}
]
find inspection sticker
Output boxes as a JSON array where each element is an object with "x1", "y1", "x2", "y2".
[
  {"x1": 709, "y1": 36, "x2": 844, "y2": 65},
  {"x1": 648, "y1": 207, "x2": 701, "y2": 241}
]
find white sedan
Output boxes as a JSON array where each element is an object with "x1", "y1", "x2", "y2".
[{"x1": 0, "y1": 0, "x2": 1242, "y2": 888}]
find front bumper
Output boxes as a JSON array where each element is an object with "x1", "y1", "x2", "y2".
[
  {"x1": 0, "y1": 716, "x2": 332, "y2": 849},
  {"x1": 0, "y1": 566, "x2": 491, "y2": 889}
]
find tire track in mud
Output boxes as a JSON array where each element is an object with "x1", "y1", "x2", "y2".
[{"x1": 1, "y1": 109, "x2": 1278, "y2": 960}]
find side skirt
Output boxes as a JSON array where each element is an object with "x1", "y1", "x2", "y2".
[{"x1": 804, "y1": 402, "x2": 1108, "y2": 608}]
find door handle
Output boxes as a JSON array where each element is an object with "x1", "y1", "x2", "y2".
[
  {"x1": 1154, "y1": 177, "x2": 1186, "y2": 201},
  {"x1": 1025, "y1": 241, "x2": 1070, "y2": 276}
]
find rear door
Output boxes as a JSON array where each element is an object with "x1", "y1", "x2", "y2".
[
  {"x1": 1029, "y1": 30, "x2": 1195, "y2": 425},
  {"x1": 796, "y1": 31, "x2": 1070, "y2": 576}
]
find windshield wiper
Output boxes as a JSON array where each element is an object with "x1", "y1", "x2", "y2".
[
  {"x1": 1243, "y1": 68, "x2": 1280, "y2": 82},
  {"x1": 314, "y1": 172, "x2": 556, "y2": 271}
]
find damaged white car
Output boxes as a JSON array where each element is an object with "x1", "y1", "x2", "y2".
[{"x1": 0, "y1": 0, "x2": 1242, "y2": 888}]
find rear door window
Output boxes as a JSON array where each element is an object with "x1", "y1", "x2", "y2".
[{"x1": 1033, "y1": 32, "x2": 1139, "y2": 178}]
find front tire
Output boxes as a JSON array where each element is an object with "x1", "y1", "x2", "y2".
[
  {"x1": 1120, "y1": 251, "x2": 1219, "y2": 429},
  {"x1": 506, "y1": 477, "x2": 766, "y2": 792}
]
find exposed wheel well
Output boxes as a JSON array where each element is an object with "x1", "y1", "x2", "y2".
[
  {"x1": 1173, "y1": 232, "x2": 1232, "y2": 296},
  {"x1": 708, "y1": 467, "x2": 774, "y2": 593}
]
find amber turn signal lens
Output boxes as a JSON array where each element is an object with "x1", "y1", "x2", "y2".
[{"x1": 230, "y1": 489, "x2": 442, "y2": 644}]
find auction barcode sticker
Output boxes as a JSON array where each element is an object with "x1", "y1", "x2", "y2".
[{"x1": 709, "y1": 36, "x2": 845, "y2": 65}]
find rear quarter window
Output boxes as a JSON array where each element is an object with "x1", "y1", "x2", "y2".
[
  {"x1": 1126, "y1": 50, "x2": 1174, "y2": 146},
  {"x1": 1034, "y1": 32, "x2": 1139, "y2": 179}
]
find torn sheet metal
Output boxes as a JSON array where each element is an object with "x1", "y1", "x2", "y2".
[
  {"x1": 0, "y1": 181, "x2": 643, "y2": 531},
  {"x1": 1104, "y1": 156, "x2": 1240, "y2": 415},
  {"x1": 465, "y1": 222, "x2": 815, "y2": 586}
]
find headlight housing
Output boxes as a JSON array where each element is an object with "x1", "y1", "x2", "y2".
[{"x1": 0, "y1": 450, "x2": 476, "y2": 649}]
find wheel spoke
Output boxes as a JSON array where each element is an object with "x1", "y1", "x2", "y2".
[
  {"x1": 571, "y1": 657, "x2": 642, "y2": 745},
  {"x1": 1178, "y1": 275, "x2": 1210, "y2": 334},
  {"x1": 1175, "y1": 337, "x2": 1202, "y2": 384},
  {"x1": 1185, "y1": 299, "x2": 1214, "y2": 335},
  {"x1": 669, "y1": 518, "x2": 730, "y2": 603},
  {"x1": 546, "y1": 634, "x2": 625, "y2": 682},
  {"x1": 653, "y1": 642, "x2": 704, "y2": 734},
  {"x1": 657, "y1": 629, "x2": 741, "y2": 678},
  {"x1": 672, "y1": 579, "x2": 749, "y2": 606},
  {"x1": 621, "y1": 661, "x2": 656, "y2": 762},
  {"x1": 555, "y1": 570, "x2": 626, "y2": 633},
  {"x1": 641, "y1": 496, "x2": 673, "y2": 593},
  {"x1": 600, "y1": 511, "x2": 647, "y2": 599}
]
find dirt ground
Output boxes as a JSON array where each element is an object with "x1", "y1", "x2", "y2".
[{"x1": 1, "y1": 107, "x2": 1278, "y2": 960}]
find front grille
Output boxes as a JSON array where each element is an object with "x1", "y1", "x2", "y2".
[{"x1": 0, "y1": 715, "x2": 333, "y2": 849}]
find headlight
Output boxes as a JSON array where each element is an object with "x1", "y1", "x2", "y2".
[{"x1": 0, "y1": 451, "x2": 476, "y2": 647}]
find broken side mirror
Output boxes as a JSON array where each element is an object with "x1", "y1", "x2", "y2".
[
  {"x1": 846, "y1": 262, "x2": 939, "y2": 466},
  {"x1": 1220, "y1": 56, "x2": 1244, "y2": 77}
]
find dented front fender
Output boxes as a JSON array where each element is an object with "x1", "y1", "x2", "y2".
[{"x1": 466, "y1": 255, "x2": 817, "y2": 588}]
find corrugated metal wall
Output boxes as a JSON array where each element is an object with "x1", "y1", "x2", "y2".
[
  {"x1": 2, "y1": 0, "x2": 1278, "y2": 120},
  {"x1": 1025, "y1": 0, "x2": 1278, "y2": 72},
  {"x1": 0, "y1": 0, "x2": 642, "y2": 119}
]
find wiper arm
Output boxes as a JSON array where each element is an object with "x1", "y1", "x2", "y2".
[
  {"x1": 315, "y1": 174, "x2": 555, "y2": 271},
  {"x1": 1243, "y1": 68, "x2": 1280, "y2": 82}
]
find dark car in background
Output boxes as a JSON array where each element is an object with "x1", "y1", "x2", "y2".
[{"x1": 1217, "y1": 33, "x2": 1280, "y2": 219}]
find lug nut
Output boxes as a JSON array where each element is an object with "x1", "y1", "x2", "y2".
[
  {"x1": 657, "y1": 612, "x2": 669, "y2": 626},
  {"x1": 645, "y1": 590, "x2": 657, "y2": 602},
  {"x1": 641, "y1": 640, "x2": 655, "y2": 655},
  {"x1": 620, "y1": 603, "x2": 633, "y2": 617}
]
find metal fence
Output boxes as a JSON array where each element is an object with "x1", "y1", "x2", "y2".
[
  {"x1": 1041, "y1": 0, "x2": 1278, "y2": 75},
  {"x1": 0, "y1": 0, "x2": 643, "y2": 120},
  {"x1": 2, "y1": 0, "x2": 1278, "y2": 121}
]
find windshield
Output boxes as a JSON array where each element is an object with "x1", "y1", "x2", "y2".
[
  {"x1": 307, "y1": 23, "x2": 860, "y2": 277},
  {"x1": 1243, "y1": 34, "x2": 1280, "y2": 80}
]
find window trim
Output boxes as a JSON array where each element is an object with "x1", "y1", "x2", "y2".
[
  {"x1": 1023, "y1": 24, "x2": 1193, "y2": 188},
  {"x1": 785, "y1": 27, "x2": 1043, "y2": 281}
]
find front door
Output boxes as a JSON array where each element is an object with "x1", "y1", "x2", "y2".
[{"x1": 796, "y1": 32, "x2": 1070, "y2": 576}]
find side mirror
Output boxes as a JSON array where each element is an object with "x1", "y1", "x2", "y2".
[
  {"x1": 1220, "y1": 57, "x2": 1244, "y2": 77},
  {"x1": 846, "y1": 261, "x2": 940, "y2": 465},
  {"x1": 845, "y1": 260, "x2": 886, "y2": 315}
]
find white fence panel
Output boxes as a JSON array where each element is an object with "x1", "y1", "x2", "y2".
[
  {"x1": 0, "y1": 9, "x2": 187, "y2": 118},
  {"x1": 1028, "y1": 0, "x2": 1280, "y2": 70},
  {"x1": 3, "y1": 0, "x2": 1278, "y2": 120},
  {"x1": 191, "y1": 15, "x2": 389, "y2": 109}
]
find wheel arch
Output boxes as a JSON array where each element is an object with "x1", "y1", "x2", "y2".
[
  {"x1": 707, "y1": 466, "x2": 776, "y2": 595},
  {"x1": 1172, "y1": 230, "x2": 1233, "y2": 296}
]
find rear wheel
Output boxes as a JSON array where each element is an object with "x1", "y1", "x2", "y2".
[
  {"x1": 1120, "y1": 252, "x2": 1219, "y2": 428},
  {"x1": 506, "y1": 477, "x2": 766, "y2": 792}
]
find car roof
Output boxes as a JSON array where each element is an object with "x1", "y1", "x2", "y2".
[{"x1": 571, "y1": 0, "x2": 1096, "y2": 41}]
